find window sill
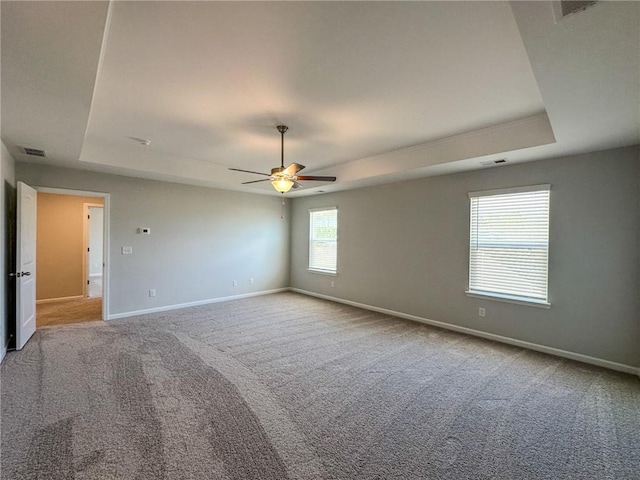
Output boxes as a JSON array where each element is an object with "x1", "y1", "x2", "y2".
[
  {"x1": 465, "y1": 291, "x2": 550, "y2": 309},
  {"x1": 307, "y1": 269, "x2": 337, "y2": 276}
]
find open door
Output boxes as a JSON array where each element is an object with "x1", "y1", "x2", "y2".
[
  {"x1": 84, "y1": 203, "x2": 104, "y2": 298},
  {"x1": 15, "y1": 182, "x2": 37, "y2": 350}
]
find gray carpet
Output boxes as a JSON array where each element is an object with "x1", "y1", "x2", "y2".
[{"x1": 1, "y1": 292, "x2": 639, "y2": 479}]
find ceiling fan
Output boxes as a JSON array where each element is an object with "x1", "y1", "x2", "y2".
[{"x1": 229, "y1": 125, "x2": 337, "y2": 193}]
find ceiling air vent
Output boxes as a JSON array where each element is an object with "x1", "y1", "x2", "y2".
[
  {"x1": 480, "y1": 159, "x2": 507, "y2": 167},
  {"x1": 22, "y1": 147, "x2": 46, "y2": 157},
  {"x1": 560, "y1": 1, "x2": 598, "y2": 18}
]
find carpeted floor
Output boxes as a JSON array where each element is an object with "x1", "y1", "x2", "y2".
[
  {"x1": 2, "y1": 292, "x2": 639, "y2": 479},
  {"x1": 37, "y1": 297, "x2": 103, "y2": 327}
]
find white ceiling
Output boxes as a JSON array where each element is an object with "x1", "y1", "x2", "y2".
[{"x1": 2, "y1": 1, "x2": 638, "y2": 196}]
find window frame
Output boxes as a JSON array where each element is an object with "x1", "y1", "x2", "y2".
[
  {"x1": 466, "y1": 184, "x2": 551, "y2": 308},
  {"x1": 308, "y1": 206, "x2": 338, "y2": 275}
]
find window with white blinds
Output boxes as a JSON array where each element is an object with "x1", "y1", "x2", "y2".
[
  {"x1": 468, "y1": 185, "x2": 550, "y2": 305},
  {"x1": 309, "y1": 207, "x2": 337, "y2": 274}
]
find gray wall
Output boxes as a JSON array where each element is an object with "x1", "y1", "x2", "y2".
[
  {"x1": 290, "y1": 145, "x2": 640, "y2": 368},
  {"x1": 16, "y1": 164, "x2": 290, "y2": 317},
  {"x1": 1, "y1": 142, "x2": 16, "y2": 356}
]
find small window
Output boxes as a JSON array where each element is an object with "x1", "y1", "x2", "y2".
[
  {"x1": 467, "y1": 185, "x2": 550, "y2": 306},
  {"x1": 309, "y1": 207, "x2": 337, "y2": 274}
]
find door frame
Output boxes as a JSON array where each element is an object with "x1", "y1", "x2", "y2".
[
  {"x1": 82, "y1": 202, "x2": 104, "y2": 298},
  {"x1": 36, "y1": 187, "x2": 111, "y2": 320}
]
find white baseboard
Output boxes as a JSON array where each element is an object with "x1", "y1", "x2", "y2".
[
  {"x1": 0, "y1": 346, "x2": 6, "y2": 364},
  {"x1": 36, "y1": 295, "x2": 84, "y2": 305},
  {"x1": 290, "y1": 288, "x2": 640, "y2": 377},
  {"x1": 107, "y1": 288, "x2": 289, "y2": 320}
]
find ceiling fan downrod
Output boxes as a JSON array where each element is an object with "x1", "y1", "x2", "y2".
[{"x1": 277, "y1": 125, "x2": 288, "y2": 169}]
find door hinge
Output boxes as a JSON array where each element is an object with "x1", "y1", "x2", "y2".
[
  {"x1": 87, "y1": 280, "x2": 90, "y2": 285},
  {"x1": 87, "y1": 247, "x2": 90, "y2": 252}
]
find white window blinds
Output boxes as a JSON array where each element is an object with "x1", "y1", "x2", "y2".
[
  {"x1": 309, "y1": 208, "x2": 337, "y2": 273},
  {"x1": 468, "y1": 185, "x2": 550, "y2": 304}
]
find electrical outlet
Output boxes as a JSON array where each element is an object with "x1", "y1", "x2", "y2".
[
  {"x1": 149, "y1": 289, "x2": 156, "y2": 297},
  {"x1": 249, "y1": 277, "x2": 254, "y2": 285},
  {"x1": 478, "y1": 307, "x2": 485, "y2": 317},
  {"x1": 121, "y1": 246, "x2": 133, "y2": 255},
  {"x1": 233, "y1": 280, "x2": 238, "y2": 287},
  {"x1": 330, "y1": 281, "x2": 335, "y2": 288}
]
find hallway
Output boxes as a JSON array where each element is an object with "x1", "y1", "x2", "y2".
[{"x1": 37, "y1": 297, "x2": 102, "y2": 327}]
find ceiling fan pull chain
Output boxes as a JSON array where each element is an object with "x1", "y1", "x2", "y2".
[{"x1": 281, "y1": 194, "x2": 285, "y2": 219}]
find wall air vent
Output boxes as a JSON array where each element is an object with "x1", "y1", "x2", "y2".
[
  {"x1": 22, "y1": 147, "x2": 47, "y2": 157},
  {"x1": 560, "y1": 1, "x2": 597, "y2": 18},
  {"x1": 480, "y1": 159, "x2": 507, "y2": 167}
]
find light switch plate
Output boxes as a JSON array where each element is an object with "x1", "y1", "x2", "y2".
[{"x1": 122, "y1": 246, "x2": 133, "y2": 255}]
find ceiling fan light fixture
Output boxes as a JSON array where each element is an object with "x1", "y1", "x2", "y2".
[
  {"x1": 229, "y1": 124, "x2": 336, "y2": 193},
  {"x1": 271, "y1": 177, "x2": 294, "y2": 193}
]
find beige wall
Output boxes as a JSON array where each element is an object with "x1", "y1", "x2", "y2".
[{"x1": 37, "y1": 193, "x2": 103, "y2": 301}]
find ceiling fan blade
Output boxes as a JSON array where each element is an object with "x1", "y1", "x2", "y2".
[
  {"x1": 241, "y1": 179, "x2": 271, "y2": 185},
  {"x1": 283, "y1": 163, "x2": 305, "y2": 176},
  {"x1": 229, "y1": 168, "x2": 270, "y2": 176},
  {"x1": 296, "y1": 175, "x2": 337, "y2": 182},
  {"x1": 292, "y1": 181, "x2": 303, "y2": 189}
]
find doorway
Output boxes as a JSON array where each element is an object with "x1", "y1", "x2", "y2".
[{"x1": 34, "y1": 188, "x2": 109, "y2": 327}]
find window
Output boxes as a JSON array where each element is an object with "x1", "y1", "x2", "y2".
[
  {"x1": 309, "y1": 207, "x2": 337, "y2": 274},
  {"x1": 467, "y1": 185, "x2": 550, "y2": 306}
]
